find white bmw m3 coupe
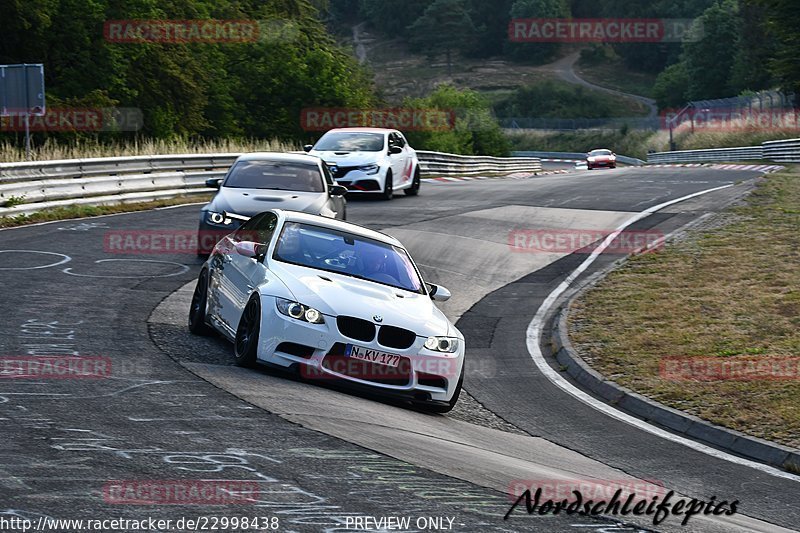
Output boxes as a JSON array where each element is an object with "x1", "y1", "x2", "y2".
[{"x1": 188, "y1": 209, "x2": 464, "y2": 412}]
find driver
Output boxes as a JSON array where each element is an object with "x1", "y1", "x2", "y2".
[
  {"x1": 277, "y1": 225, "x2": 306, "y2": 264},
  {"x1": 358, "y1": 246, "x2": 397, "y2": 284}
]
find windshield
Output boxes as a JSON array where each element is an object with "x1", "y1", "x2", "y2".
[
  {"x1": 224, "y1": 160, "x2": 324, "y2": 192},
  {"x1": 314, "y1": 132, "x2": 385, "y2": 152},
  {"x1": 273, "y1": 222, "x2": 424, "y2": 293},
  {"x1": 589, "y1": 150, "x2": 613, "y2": 156}
]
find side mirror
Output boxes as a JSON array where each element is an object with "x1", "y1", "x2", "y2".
[
  {"x1": 389, "y1": 145, "x2": 403, "y2": 155},
  {"x1": 304, "y1": 144, "x2": 313, "y2": 153},
  {"x1": 329, "y1": 185, "x2": 348, "y2": 196},
  {"x1": 206, "y1": 178, "x2": 223, "y2": 189},
  {"x1": 234, "y1": 241, "x2": 266, "y2": 260},
  {"x1": 427, "y1": 284, "x2": 451, "y2": 302}
]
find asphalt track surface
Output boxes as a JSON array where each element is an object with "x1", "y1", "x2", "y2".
[{"x1": 1, "y1": 166, "x2": 798, "y2": 533}]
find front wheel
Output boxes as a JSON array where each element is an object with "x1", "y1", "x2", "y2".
[
  {"x1": 234, "y1": 296, "x2": 261, "y2": 367},
  {"x1": 381, "y1": 171, "x2": 394, "y2": 201},
  {"x1": 188, "y1": 269, "x2": 214, "y2": 336},
  {"x1": 404, "y1": 167, "x2": 420, "y2": 196},
  {"x1": 417, "y1": 368, "x2": 463, "y2": 414}
]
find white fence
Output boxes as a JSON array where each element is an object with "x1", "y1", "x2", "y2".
[
  {"x1": 0, "y1": 151, "x2": 542, "y2": 217},
  {"x1": 416, "y1": 150, "x2": 541, "y2": 176},
  {"x1": 647, "y1": 146, "x2": 764, "y2": 163},
  {"x1": 762, "y1": 138, "x2": 800, "y2": 163},
  {"x1": 648, "y1": 137, "x2": 800, "y2": 164}
]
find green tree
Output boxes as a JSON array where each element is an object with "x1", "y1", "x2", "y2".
[
  {"x1": 653, "y1": 62, "x2": 690, "y2": 109},
  {"x1": 404, "y1": 85, "x2": 510, "y2": 156},
  {"x1": 752, "y1": 0, "x2": 800, "y2": 94},
  {"x1": 682, "y1": 0, "x2": 740, "y2": 100},
  {"x1": 463, "y1": 0, "x2": 515, "y2": 57},
  {"x1": 504, "y1": 0, "x2": 570, "y2": 64},
  {"x1": 729, "y1": 1, "x2": 775, "y2": 93},
  {"x1": 359, "y1": 0, "x2": 428, "y2": 37},
  {"x1": 406, "y1": 0, "x2": 477, "y2": 77}
]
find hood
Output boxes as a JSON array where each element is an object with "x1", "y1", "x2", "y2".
[
  {"x1": 309, "y1": 150, "x2": 382, "y2": 167},
  {"x1": 269, "y1": 261, "x2": 455, "y2": 338},
  {"x1": 208, "y1": 187, "x2": 326, "y2": 216}
]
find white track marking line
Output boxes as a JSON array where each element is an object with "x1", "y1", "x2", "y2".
[{"x1": 526, "y1": 183, "x2": 800, "y2": 482}]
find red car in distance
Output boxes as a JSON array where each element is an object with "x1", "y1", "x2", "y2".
[{"x1": 586, "y1": 149, "x2": 617, "y2": 170}]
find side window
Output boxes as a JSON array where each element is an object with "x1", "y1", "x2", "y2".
[
  {"x1": 234, "y1": 212, "x2": 278, "y2": 244},
  {"x1": 388, "y1": 133, "x2": 397, "y2": 147},
  {"x1": 394, "y1": 133, "x2": 406, "y2": 147}
]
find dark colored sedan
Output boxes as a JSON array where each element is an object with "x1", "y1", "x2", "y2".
[{"x1": 197, "y1": 153, "x2": 347, "y2": 255}]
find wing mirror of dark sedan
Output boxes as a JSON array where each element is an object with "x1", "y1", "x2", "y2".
[
  {"x1": 235, "y1": 241, "x2": 266, "y2": 260},
  {"x1": 389, "y1": 145, "x2": 403, "y2": 155},
  {"x1": 427, "y1": 283, "x2": 452, "y2": 302},
  {"x1": 303, "y1": 144, "x2": 314, "y2": 152},
  {"x1": 329, "y1": 185, "x2": 348, "y2": 196},
  {"x1": 206, "y1": 178, "x2": 223, "y2": 190}
]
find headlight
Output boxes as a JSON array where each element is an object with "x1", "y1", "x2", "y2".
[
  {"x1": 359, "y1": 164, "x2": 380, "y2": 175},
  {"x1": 206, "y1": 211, "x2": 235, "y2": 226},
  {"x1": 424, "y1": 336, "x2": 459, "y2": 353},
  {"x1": 587, "y1": 157, "x2": 596, "y2": 162},
  {"x1": 276, "y1": 298, "x2": 325, "y2": 324}
]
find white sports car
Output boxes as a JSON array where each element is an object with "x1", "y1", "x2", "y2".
[
  {"x1": 305, "y1": 128, "x2": 421, "y2": 200},
  {"x1": 188, "y1": 209, "x2": 464, "y2": 412}
]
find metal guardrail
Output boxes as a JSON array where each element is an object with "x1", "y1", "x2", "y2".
[
  {"x1": 416, "y1": 150, "x2": 541, "y2": 176},
  {"x1": 512, "y1": 151, "x2": 645, "y2": 166},
  {"x1": 0, "y1": 151, "x2": 542, "y2": 217},
  {"x1": 647, "y1": 146, "x2": 764, "y2": 163},
  {"x1": 762, "y1": 138, "x2": 800, "y2": 163}
]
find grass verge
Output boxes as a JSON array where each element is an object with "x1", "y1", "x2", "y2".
[
  {"x1": 0, "y1": 194, "x2": 212, "y2": 229},
  {"x1": 569, "y1": 166, "x2": 800, "y2": 449},
  {"x1": 0, "y1": 138, "x2": 295, "y2": 163}
]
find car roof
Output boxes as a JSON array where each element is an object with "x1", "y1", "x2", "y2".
[
  {"x1": 325, "y1": 128, "x2": 394, "y2": 135},
  {"x1": 235, "y1": 152, "x2": 322, "y2": 164},
  {"x1": 273, "y1": 209, "x2": 404, "y2": 247}
]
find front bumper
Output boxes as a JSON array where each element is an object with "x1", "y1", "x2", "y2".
[
  {"x1": 332, "y1": 167, "x2": 387, "y2": 192},
  {"x1": 587, "y1": 160, "x2": 616, "y2": 168},
  {"x1": 257, "y1": 298, "x2": 464, "y2": 402}
]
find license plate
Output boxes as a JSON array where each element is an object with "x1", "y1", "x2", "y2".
[{"x1": 345, "y1": 344, "x2": 401, "y2": 368}]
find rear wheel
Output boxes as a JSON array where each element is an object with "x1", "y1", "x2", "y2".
[
  {"x1": 234, "y1": 296, "x2": 261, "y2": 367},
  {"x1": 381, "y1": 171, "x2": 394, "y2": 200},
  {"x1": 188, "y1": 269, "x2": 214, "y2": 336},
  {"x1": 404, "y1": 167, "x2": 420, "y2": 196}
]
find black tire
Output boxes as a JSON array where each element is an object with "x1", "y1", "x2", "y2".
[
  {"x1": 188, "y1": 269, "x2": 214, "y2": 336},
  {"x1": 418, "y1": 368, "x2": 464, "y2": 414},
  {"x1": 234, "y1": 296, "x2": 261, "y2": 367},
  {"x1": 404, "y1": 167, "x2": 420, "y2": 196},
  {"x1": 381, "y1": 171, "x2": 394, "y2": 200}
]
